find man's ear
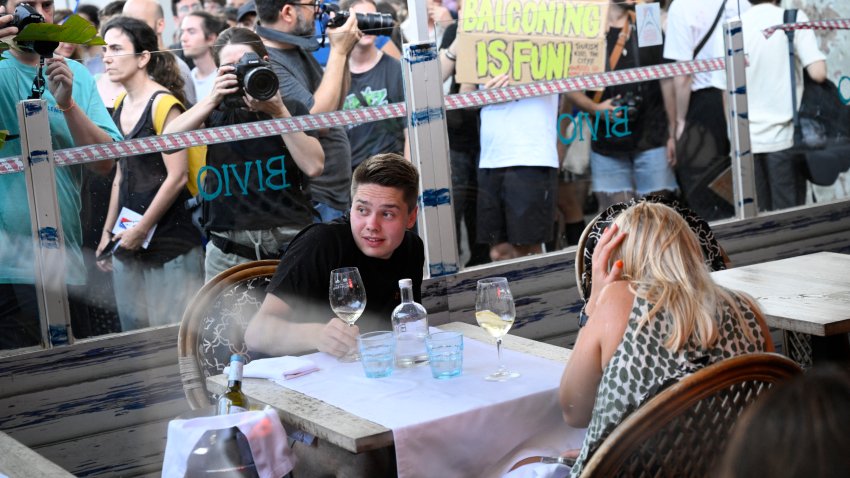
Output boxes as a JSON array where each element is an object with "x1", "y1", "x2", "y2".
[
  {"x1": 156, "y1": 18, "x2": 165, "y2": 35},
  {"x1": 406, "y1": 205, "x2": 418, "y2": 229}
]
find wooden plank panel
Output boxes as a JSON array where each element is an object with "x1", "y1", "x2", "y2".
[
  {"x1": 0, "y1": 325, "x2": 179, "y2": 398},
  {"x1": 0, "y1": 364, "x2": 188, "y2": 447},
  {"x1": 34, "y1": 419, "x2": 171, "y2": 478}
]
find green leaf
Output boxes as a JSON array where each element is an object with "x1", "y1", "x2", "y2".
[
  {"x1": 14, "y1": 14, "x2": 104, "y2": 45},
  {"x1": 0, "y1": 130, "x2": 7, "y2": 149}
]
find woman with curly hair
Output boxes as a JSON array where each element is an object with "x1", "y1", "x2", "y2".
[{"x1": 96, "y1": 16, "x2": 202, "y2": 331}]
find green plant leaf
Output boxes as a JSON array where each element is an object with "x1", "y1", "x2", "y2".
[{"x1": 14, "y1": 14, "x2": 104, "y2": 45}]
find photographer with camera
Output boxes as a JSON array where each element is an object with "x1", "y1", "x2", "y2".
[
  {"x1": 255, "y1": 0, "x2": 361, "y2": 222},
  {"x1": 1, "y1": 0, "x2": 122, "y2": 349},
  {"x1": 163, "y1": 27, "x2": 324, "y2": 281},
  {"x1": 565, "y1": 0, "x2": 678, "y2": 212}
]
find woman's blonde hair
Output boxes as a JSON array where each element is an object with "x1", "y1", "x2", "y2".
[{"x1": 611, "y1": 202, "x2": 756, "y2": 350}]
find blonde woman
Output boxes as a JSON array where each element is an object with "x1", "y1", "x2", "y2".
[{"x1": 559, "y1": 202, "x2": 773, "y2": 477}]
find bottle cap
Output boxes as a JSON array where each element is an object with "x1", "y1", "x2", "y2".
[
  {"x1": 230, "y1": 354, "x2": 244, "y2": 363},
  {"x1": 398, "y1": 278, "x2": 412, "y2": 288}
]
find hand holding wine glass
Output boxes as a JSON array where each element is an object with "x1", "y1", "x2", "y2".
[
  {"x1": 329, "y1": 267, "x2": 367, "y2": 362},
  {"x1": 475, "y1": 277, "x2": 520, "y2": 381}
]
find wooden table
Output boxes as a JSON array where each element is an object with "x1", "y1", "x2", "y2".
[
  {"x1": 207, "y1": 322, "x2": 571, "y2": 477},
  {"x1": 711, "y1": 252, "x2": 850, "y2": 365}
]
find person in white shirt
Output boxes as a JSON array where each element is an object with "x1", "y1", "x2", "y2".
[
  {"x1": 181, "y1": 11, "x2": 224, "y2": 101},
  {"x1": 741, "y1": 0, "x2": 826, "y2": 211},
  {"x1": 663, "y1": 0, "x2": 749, "y2": 221}
]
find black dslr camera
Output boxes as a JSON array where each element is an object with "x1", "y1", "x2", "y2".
[
  {"x1": 321, "y1": 3, "x2": 394, "y2": 37},
  {"x1": 222, "y1": 52, "x2": 280, "y2": 109},
  {"x1": 10, "y1": 4, "x2": 59, "y2": 57},
  {"x1": 610, "y1": 91, "x2": 642, "y2": 122}
]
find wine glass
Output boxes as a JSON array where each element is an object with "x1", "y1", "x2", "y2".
[
  {"x1": 475, "y1": 277, "x2": 520, "y2": 381},
  {"x1": 329, "y1": 267, "x2": 367, "y2": 362}
]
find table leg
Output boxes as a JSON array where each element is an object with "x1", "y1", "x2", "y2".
[{"x1": 291, "y1": 440, "x2": 396, "y2": 478}]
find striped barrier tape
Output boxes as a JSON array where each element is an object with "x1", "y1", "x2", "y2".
[
  {"x1": 762, "y1": 18, "x2": 850, "y2": 38},
  {"x1": 0, "y1": 56, "x2": 726, "y2": 175}
]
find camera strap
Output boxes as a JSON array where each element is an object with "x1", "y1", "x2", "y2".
[
  {"x1": 28, "y1": 57, "x2": 46, "y2": 100},
  {"x1": 593, "y1": 10, "x2": 635, "y2": 103}
]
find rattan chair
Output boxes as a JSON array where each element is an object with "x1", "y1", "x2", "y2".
[
  {"x1": 177, "y1": 260, "x2": 280, "y2": 409},
  {"x1": 579, "y1": 352, "x2": 802, "y2": 477}
]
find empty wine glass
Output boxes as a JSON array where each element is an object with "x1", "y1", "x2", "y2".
[
  {"x1": 330, "y1": 267, "x2": 367, "y2": 362},
  {"x1": 475, "y1": 277, "x2": 519, "y2": 381}
]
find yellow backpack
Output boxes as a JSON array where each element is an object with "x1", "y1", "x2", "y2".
[{"x1": 114, "y1": 91, "x2": 206, "y2": 197}]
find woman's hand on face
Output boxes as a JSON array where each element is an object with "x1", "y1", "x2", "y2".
[
  {"x1": 587, "y1": 223, "x2": 626, "y2": 315},
  {"x1": 209, "y1": 65, "x2": 240, "y2": 105}
]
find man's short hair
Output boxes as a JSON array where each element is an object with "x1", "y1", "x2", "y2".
[
  {"x1": 254, "y1": 0, "x2": 294, "y2": 26},
  {"x1": 351, "y1": 154, "x2": 419, "y2": 213},
  {"x1": 186, "y1": 10, "x2": 225, "y2": 38}
]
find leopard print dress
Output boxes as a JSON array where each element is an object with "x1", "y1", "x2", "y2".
[{"x1": 569, "y1": 292, "x2": 767, "y2": 477}]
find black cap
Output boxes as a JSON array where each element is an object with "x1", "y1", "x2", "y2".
[{"x1": 236, "y1": 0, "x2": 256, "y2": 23}]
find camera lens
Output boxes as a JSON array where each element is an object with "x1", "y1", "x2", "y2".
[
  {"x1": 356, "y1": 12, "x2": 394, "y2": 37},
  {"x1": 243, "y1": 67, "x2": 279, "y2": 102}
]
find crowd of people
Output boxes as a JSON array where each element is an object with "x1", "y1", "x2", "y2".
[{"x1": 0, "y1": 0, "x2": 834, "y2": 340}]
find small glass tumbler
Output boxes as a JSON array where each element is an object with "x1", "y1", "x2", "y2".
[
  {"x1": 426, "y1": 331, "x2": 464, "y2": 379},
  {"x1": 357, "y1": 331, "x2": 395, "y2": 378}
]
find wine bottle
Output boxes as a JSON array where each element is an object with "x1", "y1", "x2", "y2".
[
  {"x1": 217, "y1": 354, "x2": 249, "y2": 415},
  {"x1": 391, "y1": 278, "x2": 429, "y2": 367}
]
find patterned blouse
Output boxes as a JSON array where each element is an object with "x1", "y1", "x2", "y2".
[{"x1": 569, "y1": 292, "x2": 768, "y2": 477}]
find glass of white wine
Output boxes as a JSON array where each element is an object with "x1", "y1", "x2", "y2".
[
  {"x1": 475, "y1": 277, "x2": 520, "y2": 381},
  {"x1": 330, "y1": 267, "x2": 367, "y2": 362}
]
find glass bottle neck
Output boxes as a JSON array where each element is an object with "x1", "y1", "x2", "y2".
[{"x1": 400, "y1": 285, "x2": 414, "y2": 304}]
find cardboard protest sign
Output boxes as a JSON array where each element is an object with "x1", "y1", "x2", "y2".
[{"x1": 456, "y1": 0, "x2": 608, "y2": 84}]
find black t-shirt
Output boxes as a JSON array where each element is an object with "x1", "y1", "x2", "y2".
[
  {"x1": 343, "y1": 54, "x2": 405, "y2": 169},
  {"x1": 263, "y1": 43, "x2": 353, "y2": 211},
  {"x1": 591, "y1": 25, "x2": 669, "y2": 155},
  {"x1": 440, "y1": 22, "x2": 480, "y2": 154},
  {"x1": 202, "y1": 101, "x2": 318, "y2": 231},
  {"x1": 266, "y1": 216, "x2": 425, "y2": 333}
]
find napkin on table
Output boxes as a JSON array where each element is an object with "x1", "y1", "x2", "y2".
[{"x1": 225, "y1": 356, "x2": 319, "y2": 380}]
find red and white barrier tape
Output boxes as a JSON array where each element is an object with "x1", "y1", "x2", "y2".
[
  {"x1": 0, "y1": 56, "x2": 725, "y2": 175},
  {"x1": 762, "y1": 18, "x2": 850, "y2": 38}
]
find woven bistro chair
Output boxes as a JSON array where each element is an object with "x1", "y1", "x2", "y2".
[
  {"x1": 579, "y1": 352, "x2": 802, "y2": 477},
  {"x1": 177, "y1": 260, "x2": 280, "y2": 409}
]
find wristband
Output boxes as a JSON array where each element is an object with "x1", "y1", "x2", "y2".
[{"x1": 57, "y1": 99, "x2": 76, "y2": 113}]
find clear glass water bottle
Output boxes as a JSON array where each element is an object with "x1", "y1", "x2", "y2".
[{"x1": 391, "y1": 278, "x2": 429, "y2": 367}]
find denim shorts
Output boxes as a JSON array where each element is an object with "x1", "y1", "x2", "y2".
[{"x1": 590, "y1": 146, "x2": 678, "y2": 195}]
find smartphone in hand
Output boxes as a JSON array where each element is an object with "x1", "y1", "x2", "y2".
[{"x1": 97, "y1": 237, "x2": 120, "y2": 260}]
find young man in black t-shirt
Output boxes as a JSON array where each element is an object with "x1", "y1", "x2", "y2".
[{"x1": 245, "y1": 154, "x2": 425, "y2": 358}]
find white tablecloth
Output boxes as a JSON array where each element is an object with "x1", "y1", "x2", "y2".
[{"x1": 273, "y1": 330, "x2": 586, "y2": 478}]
